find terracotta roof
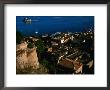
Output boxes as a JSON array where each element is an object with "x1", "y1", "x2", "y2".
[
  {"x1": 58, "y1": 58, "x2": 83, "y2": 71},
  {"x1": 58, "y1": 59, "x2": 74, "y2": 69},
  {"x1": 73, "y1": 62, "x2": 83, "y2": 70}
]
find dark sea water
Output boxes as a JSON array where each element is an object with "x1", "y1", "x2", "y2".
[{"x1": 16, "y1": 16, "x2": 94, "y2": 36}]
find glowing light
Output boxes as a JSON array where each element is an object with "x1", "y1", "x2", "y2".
[{"x1": 35, "y1": 32, "x2": 38, "y2": 34}]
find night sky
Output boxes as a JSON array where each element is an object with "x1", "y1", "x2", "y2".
[{"x1": 16, "y1": 16, "x2": 94, "y2": 36}]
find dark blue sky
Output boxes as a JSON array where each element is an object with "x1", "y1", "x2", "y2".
[{"x1": 16, "y1": 16, "x2": 94, "y2": 35}]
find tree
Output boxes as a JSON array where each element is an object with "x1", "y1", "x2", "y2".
[
  {"x1": 27, "y1": 42, "x2": 34, "y2": 48},
  {"x1": 16, "y1": 31, "x2": 23, "y2": 44},
  {"x1": 35, "y1": 39, "x2": 45, "y2": 54}
]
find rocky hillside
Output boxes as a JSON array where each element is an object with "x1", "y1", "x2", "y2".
[{"x1": 16, "y1": 42, "x2": 39, "y2": 74}]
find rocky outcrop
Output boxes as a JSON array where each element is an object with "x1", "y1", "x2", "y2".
[
  {"x1": 16, "y1": 42, "x2": 27, "y2": 51},
  {"x1": 27, "y1": 48, "x2": 39, "y2": 69},
  {"x1": 16, "y1": 50, "x2": 27, "y2": 69},
  {"x1": 16, "y1": 43, "x2": 39, "y2": 71}
]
